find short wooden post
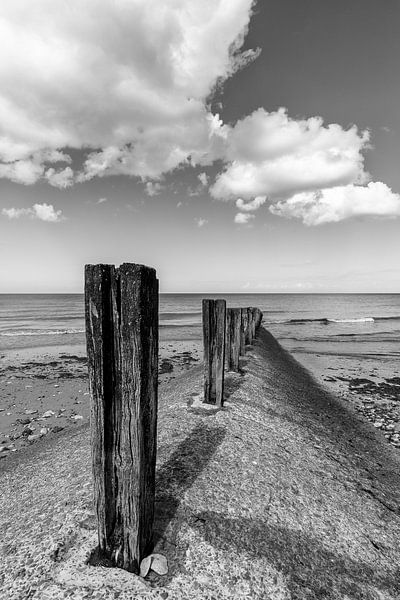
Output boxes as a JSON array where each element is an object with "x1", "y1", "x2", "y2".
[
  {"x1": 85, "y1": 263, "x2": 158, "y2": 574},
  {"x1": 246, "y1": 307, "x2": 255, "y2": 343},
  {"x1": 226, "y1": 308, "x2": 241, "y2": 372},
  {"x1": 254, "y1": 308, "x2": 263, "y2": 330},
  {"x1": 241, "y1": 308, "x2": 250, "y2": 348},
  {"x1": 203, "y1": 299, "x2": 226, "y2": 406}
]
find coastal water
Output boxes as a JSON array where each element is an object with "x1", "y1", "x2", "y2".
[{"x1": 1, "y1": 294, "x2": 399, "y2": 369}]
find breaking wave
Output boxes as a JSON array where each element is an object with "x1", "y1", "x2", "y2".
[
  {"x1": 264, "y1": 316, "x2": 400, "y2": 325},
  {"x1": 0, "y1": 329, "x2": 85, "y2": 336}
]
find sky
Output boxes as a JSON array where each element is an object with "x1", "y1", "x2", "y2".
[{"x1": 0, "y1": 0, "x2": 399, "y2": 293}]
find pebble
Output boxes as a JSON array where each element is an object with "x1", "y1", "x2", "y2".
[
  {"x1": 22, "y1": 425, "x2": 35, "y2": 436},
  {"x1": 42, "y1": 410, "x2": 55, "y2": 418},
  {"x1": 52, "y1": 426, "x2": 64, "y2": 433},
  {"x1": 27, "y1": 434, "x2": 42, "y2": 442}
]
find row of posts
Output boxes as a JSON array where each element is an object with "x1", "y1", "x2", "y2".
[
  {"x1": 84, "y1": 264, "x2": 263, "y2": 574},
  {"x1": 203, "y1": 300, "x2": 263, "y2": 407}
]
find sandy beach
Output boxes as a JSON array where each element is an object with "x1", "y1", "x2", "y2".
[
  {"x1": 0, "y1": 340, "x2": 202, "y2": 457},
  {"x1": 1, "y1": 328, "x2": 399, "y2": 599},
  {"x1": 2, "y1": 331, "x2": 400, "y2": 460}
]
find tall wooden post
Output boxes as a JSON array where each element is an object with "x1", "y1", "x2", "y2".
[
  {"x1": 85, "y1": 263, "x2": 158, "y2": 574},
  {"x1": 226, "y1": 308, "x2": 241, "y2": 372},
  {"x1": 203, "y1": 299, "x2": 226, "y2": 406}
]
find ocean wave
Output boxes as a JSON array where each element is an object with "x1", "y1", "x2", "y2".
[
  {"x1": 160, "y1": 311, "x2": 201, "y2": 320},
  {"x1": 159, "y1": 321, "x2": 200, "y2": 328},
  {"x1": 265, "y1": 315, "x2": 400, "y2": 324},
  {"x1": 328, "y1": 317, "x2": 375, "y2": 323},
  {"x1": 0, "y1": 329, "x2": 85, "y2": 337}
]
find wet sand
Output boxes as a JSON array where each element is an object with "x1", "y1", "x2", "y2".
[
  {"x1": 292, "y1": 350, "x2": 400, "y2": 450},
  {"x1": 0, "y1": 340, "x2": 202, "y2": 458}
]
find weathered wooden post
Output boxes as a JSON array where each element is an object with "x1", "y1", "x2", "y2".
[
  {"x1": 254, "y1": 308, "x2": 263, "y2": 330},
  {"x1": 246, "y1": 307, "x2": 255, "y2": 344},
  {"x1": 226, "y1": 307, "x2": 242, "y2": 372},
  {"x1": 241, "y1": 307, "x2": 250, "y2": 348},
  {"x1": 85, "y1": 263, "x2": 158, "y2": 574},
  {"x1": 203, "y1": 299, "x2": 226, "y2": 406}
]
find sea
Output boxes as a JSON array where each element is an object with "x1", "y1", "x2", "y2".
[{"x1": 1, "y1": 294, "x2": 399, "y2": 382}]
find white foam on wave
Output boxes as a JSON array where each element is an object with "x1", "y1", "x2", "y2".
[
  {"x1": 0, "y1": 329, "x2": 85, "y2": 336},
  {"x1": 327, "y1": 318, "x2": 375, "y2": 323}
]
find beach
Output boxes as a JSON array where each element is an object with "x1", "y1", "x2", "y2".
[
  {"x1": 1, "y1": 293, "x2": 399, "y2": 457},
  {"x1": 0, "y1": 340, "x2": 202, "y2": 456},
  {"x1": 1, "y1": 328, "x2": 399, "y2": 599}
]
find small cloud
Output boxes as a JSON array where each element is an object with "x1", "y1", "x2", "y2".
[
  {"x1": 242, "y1": 281, "x2": 251, "y2": 289},
  {"x1": 145, "y1": 182, "x2": 162, "y2": 197},
  {"x1": 236, "y1": 195, "x2": 266, "y2": 212},
  {"x1": 2, "y1": 203, "x2": 64, "y2": 222},
  {"x1": 97, "y1": 197, "x2": 108, "y2": 204},
  {"x1": 45, "y1": 166, "x2": 74, "y2": 189},
  {"x1": 176, "y1": 201, "x2": 183, "y2": 208},
  {"x1": 198, "y1": 172, "x2": 208, "y2": 187},
  {"x1": 381, "y1": 126, "x2": 391, "y2": 133},
  {"x1": 234, "y1": 212, "x2": 255, "y2": 225},
  {"x1": 196, "y1": 217, "x2": 208, "y2": 227}
]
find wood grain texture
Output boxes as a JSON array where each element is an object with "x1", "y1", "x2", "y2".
[
  {"x1": 241, "y1": 308, "x2": 250, "y2": 348},
  {"x1": 226, "y1": 308, "x2": 241, "y2": 372},
  {"x1": 203, "y1": 299, "x2": 226, "y2": 407},
  {"x1": 85, "y1": 263, "x2": 158, "y2": 573},
  {"x1": 254, "y1": 308, "x2": 263, "y2": 330}
]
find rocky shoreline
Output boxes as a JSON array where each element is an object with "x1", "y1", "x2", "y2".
[{"x1": 323, "y1": 374, "x2": 400, "y2": 449}]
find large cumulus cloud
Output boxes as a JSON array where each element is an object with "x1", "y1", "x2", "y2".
[
  {"x1": 1, "y1": 0, "x2": 399, "y2": 225},
  {"x1": 210, "y1": 108, "x2": 400, "y2": 224},
  {"x1": 210, "y1": 108, "x2": 370, "y2": 199},
  {"x1": 0, "y1": 0, "x2": 256, "y2": 184}
]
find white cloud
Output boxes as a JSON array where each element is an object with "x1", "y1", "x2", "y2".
[
  {"x1": 236, "y1": 195, "x2": 266, "y2": 211},
  {"x1": 0, "y1": 159, "x2": 44, "y2": 185},
  {"x1": 198, "y1": 172, "x2": 209, "y2": 187},
  {"x1": 196, "y1": 217, "x2": 208, "y2": 227},
  {"x1": 45, "y1": 167, "x2": 74, "y2": 189},
  {"x1": 2, "y1": 207, "x2": 30, "y2": 219},
  {"x1": 145, "y1": 182, "x2": 162, "y2": 197},
  {"x1": 0, "y1": 0, "x2": 255, "y2": 184},
  {"x1": 234, "y1": 212, "x2": 255, "y2": 224},
  {"x1": 211, "y1": 108, "x2": 369, "y2": 201},
  {"x1": 97, "y1": 197, "x2": 108, "y2": 204},
  {"x1": 1, "y1": 203, "x2": 64, "y2": 222},
  {"x1": 269, "y1": 182, "x2": 400, "y2": 225},
  {"x1": 1, "y1": 2, "x2": 398, "y2": 230},
  {"x1": 32, "y1": 203, "x2": 63, "y2": 222}
]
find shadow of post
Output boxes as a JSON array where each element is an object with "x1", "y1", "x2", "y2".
[
  {"x1": 154, "y1": 423, "x2": 226, "y2": 546},
  {"x1": 192, "y1": 511, "x2": 400, "y2": 599}
]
